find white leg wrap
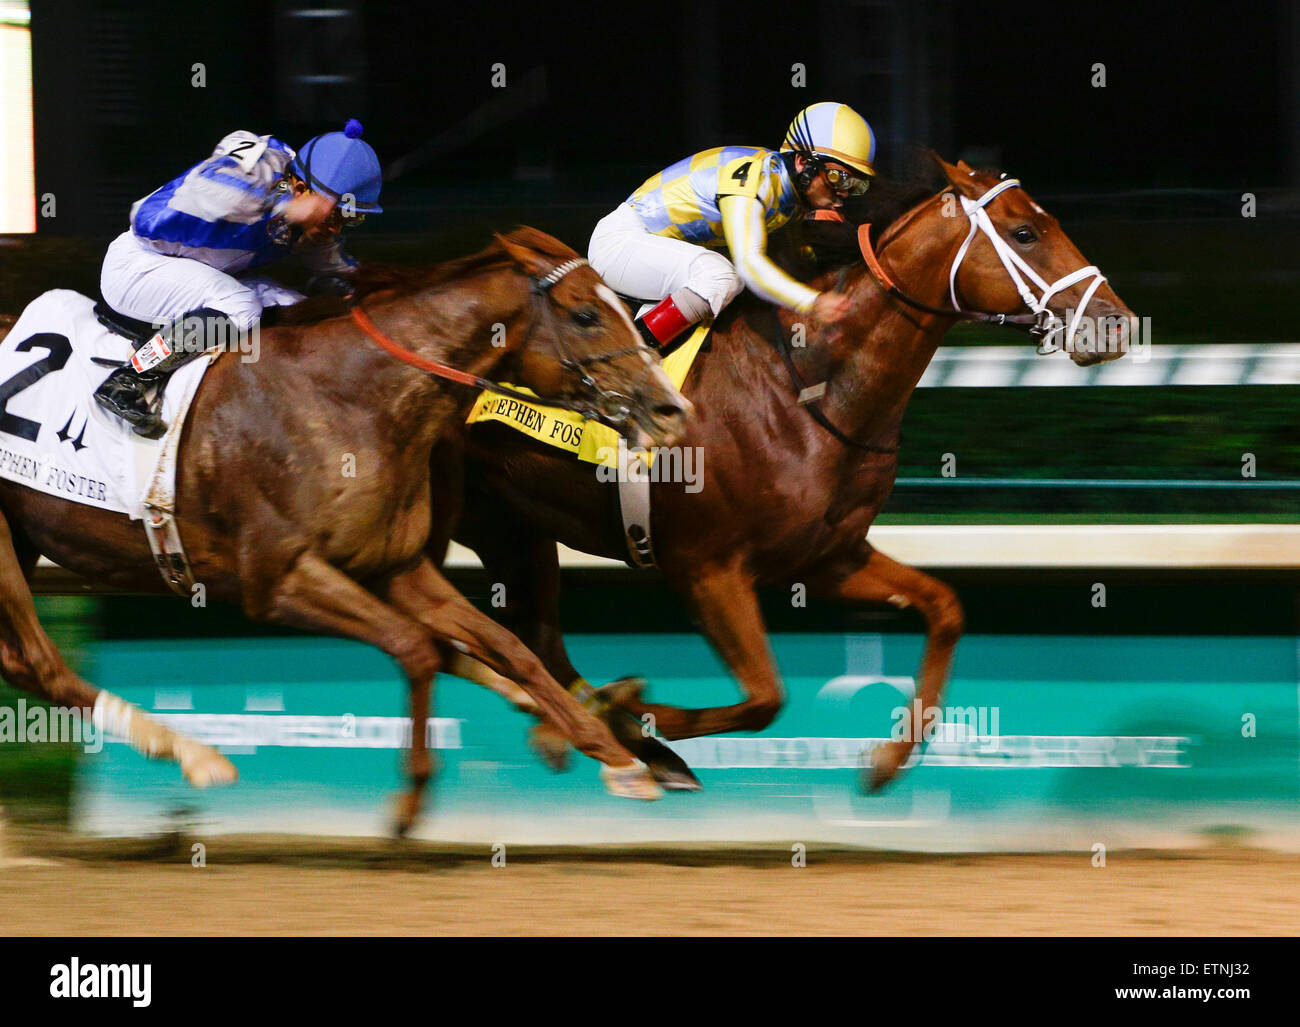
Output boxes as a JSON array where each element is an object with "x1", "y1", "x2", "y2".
[
  {"x1": 93, "y1": 692, "x2": 171, "y2": 758},
  {"x1": 92, "y1": 691, "x2": 237, "y2": 787},
  {"x1": 92, "y1": 691, "x2": 134, "y2": 739}
]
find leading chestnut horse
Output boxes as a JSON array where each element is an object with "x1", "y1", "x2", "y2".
[
  {"x1": 443, "y1": 159, "x2": 1135, "y2": 791},
  {"x1": 0, "y1": 228, "x2": 689, "y2": 828}
]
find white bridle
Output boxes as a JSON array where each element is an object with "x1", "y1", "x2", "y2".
[{"x1": 948, "y1": 176, "x2": 1107, "y2": 351}]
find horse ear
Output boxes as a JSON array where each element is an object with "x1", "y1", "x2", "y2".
[
  {"x1": 494, "y1": 232, "x2": 550, "y2": 278},
  {"x1": 932, "y1": 153, "x2": 983, "y2": 200}
]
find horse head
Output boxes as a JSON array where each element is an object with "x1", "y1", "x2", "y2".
[
  {"x1": 865, "y1": 155, "x2": 1137, "y2": 366},
  {"x1": 493, "y1": 227, "x2": 691, "y2": 447}
]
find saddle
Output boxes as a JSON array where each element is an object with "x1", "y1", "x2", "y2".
[
  {"x1": 93, "y1": 300, "x2": 156, "y2": 346},
  {"x1": 91, "y1": 299, "x2": 284, "y2": 353}
]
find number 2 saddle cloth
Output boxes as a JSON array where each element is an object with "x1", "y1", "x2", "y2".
[{"x1": 0, "y1": 289, "x2": 214, "y2": 519}]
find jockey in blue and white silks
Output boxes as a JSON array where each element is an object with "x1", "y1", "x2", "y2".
[{"x1": 95, "y1": 119, "x2": 383, "y2": 438}]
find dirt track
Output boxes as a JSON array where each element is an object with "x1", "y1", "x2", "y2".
[{"x1": 2, "y1": 835, "x2": 1298, "y2": 935}]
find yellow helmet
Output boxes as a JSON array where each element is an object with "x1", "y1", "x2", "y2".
[{"x1": 781, "y1": 101, "x2": 877, "y2": 177}]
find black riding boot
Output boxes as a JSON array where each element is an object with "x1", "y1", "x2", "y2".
[
  {"x1": 93, "y1": 365, "x2": 163, "y2": 437},
  {"x1": 93, "y1": 308, "x2": 240, "y2": 439}
]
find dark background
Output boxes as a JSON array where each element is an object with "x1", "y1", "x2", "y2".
[
  {"x1": 11, "y1": 0, "x2": 1300, "y2": 514},
  {"x1": 28, "y1": 0, "x2": 1299, "y2": 234}
]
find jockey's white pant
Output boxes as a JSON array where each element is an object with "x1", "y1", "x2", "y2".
[
  {"x1": 588, "y1": 203, "x2": 743, "y2": 317},
  {"x1": 100, "y1": 231, "x2": 304, "y2": 333}
]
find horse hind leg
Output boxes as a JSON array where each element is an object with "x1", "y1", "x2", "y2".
[{"x1": 0, "y1": 513, "x2": 236, "y2": 788}]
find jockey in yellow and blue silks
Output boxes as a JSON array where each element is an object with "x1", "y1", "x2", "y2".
[{"x1": 588, "y1": 101, "x2": 876, "y2": 348}]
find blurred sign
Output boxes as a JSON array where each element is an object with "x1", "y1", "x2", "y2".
[{"x1": 73, "y1": 632, "x2": 1300, "y2": 851}]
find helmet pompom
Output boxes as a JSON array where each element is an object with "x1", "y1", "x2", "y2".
[{"x1": 343, "y1": 119, "x2": 364, "y2": 139}]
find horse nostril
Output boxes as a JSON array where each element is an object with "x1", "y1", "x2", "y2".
[{"x1": 653, "y1": 403, "x2": 691, "y2": 433}]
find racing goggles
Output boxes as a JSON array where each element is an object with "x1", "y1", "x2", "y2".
[
  {"x1": 821, "y1": 164, "x2": 870, "y2": 197},
  {"x1": 324, "y1": 206, "x2": 367, "y2": 230}
]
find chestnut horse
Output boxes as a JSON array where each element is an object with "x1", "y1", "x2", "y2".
[
  {"x1": 443, "y1": 159, "x2": 1135, "y2": 790},
  {"x1": 0, "y1": 228, "x2": 688, "y2": 828}
]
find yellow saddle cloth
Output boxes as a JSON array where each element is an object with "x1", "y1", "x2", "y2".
[{"x1": 465, "y1": 321, "x2": 709, "y2": 468}]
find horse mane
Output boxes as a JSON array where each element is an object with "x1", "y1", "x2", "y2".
[
  {"x1": 728, "y1": 155, "x2": 961, "y2": 333},
  {"x1": 770, "y1": 149, "x2": 1015, "y2": 282},
  {"x1": 765, "y1": 146, "x2": 948, "y2": 282},
  {"x1": 277, "y1": 226, "x2": 577, "y2": 326}
]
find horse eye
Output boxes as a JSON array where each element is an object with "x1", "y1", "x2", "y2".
[
  {"x1": 572, "y1": 306, "x2": 600, "y2": 327},
  {"x1": 1012, "y1": 226, "x2": 1037, "y2": 245}
]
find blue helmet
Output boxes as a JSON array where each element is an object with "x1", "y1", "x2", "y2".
[{"x1": 291, "y1": 119, "x2": 383, "y2": 213}]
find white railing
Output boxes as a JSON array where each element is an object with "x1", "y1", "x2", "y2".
[{"x1": 917, "y1": 343, "x2": 1300, "y2": 388}]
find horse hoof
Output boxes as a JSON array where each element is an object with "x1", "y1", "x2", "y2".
[
  {"x1": 528, "y1": 722, "x2": 570, "y2": 772},
  {"x1": 656, "y1": 768, "x2": 703, "y2": 791},
  {"x1": 860, "y1": 744, "x2": 905, "y2": 793},
  {"x1": 600, "y1": 702, "x2": 701, "y2": 791},
  {"x1": 637, "y1": 736, "x2": 702, "y2": 791},
  {"x1": 599, "y1": 759, "x2": 663, "y2": 801},
  {"x1": 392, "y1": 799, "x2": 420, "y2": 839},
  {"x1": 176, "y1": 742, "x2": 238, "y2": 789}
]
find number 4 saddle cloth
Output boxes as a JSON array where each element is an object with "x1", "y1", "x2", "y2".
[{"x1": 0, "y1": 290, "x2": 213, "y2": 518}]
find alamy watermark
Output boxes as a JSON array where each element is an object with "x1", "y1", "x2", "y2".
[
  {"x1": 891, "y1": 699, "x2": 1000, "y2": 749},
  {"x1": 50, "y1": 958, "x2": 151, "y2": 1007},
  {"x1": 131, "y1": 314, "x2": 260, "y2": 369},
  {"x1": 0, "y1": 699, "x2": 102, "y2": 753},
  {"x1": 1036, "y1": 309, "x2": 1152, "y2": 362},
  {"x1": 595, "y1": 438, "x2": 704, "y2": 493}
]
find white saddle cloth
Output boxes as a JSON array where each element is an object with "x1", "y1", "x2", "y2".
[{"x1": 0, "y1": 290, "x2": 213, "y2": 520}]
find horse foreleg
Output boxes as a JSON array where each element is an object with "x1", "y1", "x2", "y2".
[
  {"x1": 444, "y1": 653, "x2": 539, "y2": 713},
  {"x1": 255, "y1": 551, "x2": 447, "y2": 832},
  {"x1": 394, "y1": 666, "x2": 434, "y2": 837},
  {"x1": 812, "y1": 544, "x2": 964, "y2": 791},
  {"x1": 0, "y1": 514, "x2": 236, "y2": 787},
  {"x1": 385, "y1": 558, "x2": 661, "y2": 800},
  {"x1": 452, "y1": 520, "x2": 576, "y2": 757},
  {"x1": 617, "y1": 559, "x2": 787, "y2": 740}
]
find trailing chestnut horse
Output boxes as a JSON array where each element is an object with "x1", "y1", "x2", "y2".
[
  {"x1": 443, "y1": 159, "x2": 1135, "y2": 790},
  {"x1": 0, "y1": 228, "x2": 688, "y2": 828}
]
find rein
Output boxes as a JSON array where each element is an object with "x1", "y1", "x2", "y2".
[
  {"x1": 858, "y1": 222, "x2": 1034, "y2": 326},
  {"x1": 350, "y1": 256, "x2": 643, "y2": 426}
]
